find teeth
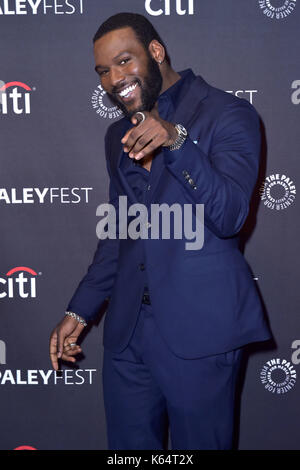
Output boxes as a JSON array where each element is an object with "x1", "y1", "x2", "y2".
[{"x1": 119, "y1": 82, "x2": 138, "y2": 97}]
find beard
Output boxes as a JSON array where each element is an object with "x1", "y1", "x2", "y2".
[{"x1": 106, "y1": 54, "x2": 163, "y2": 119}]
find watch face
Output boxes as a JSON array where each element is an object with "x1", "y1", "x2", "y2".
[{"x1": 177, "y1": 124, "x2": 188, "y2": 136}]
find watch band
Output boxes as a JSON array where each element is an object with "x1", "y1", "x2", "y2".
[{"x1": 167, "y1": 124, "x2": 188, "y2": 151}]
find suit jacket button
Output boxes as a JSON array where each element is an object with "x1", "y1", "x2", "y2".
[
  {"x1": 188, "y1": 178, "x2": 194, "y2": 185},
  {"x1": 139, "y1": 263, "x2": 145, "y2": 271},
  {"x1": 182, "y1": 170, "x2": 188, "y2": 176}
]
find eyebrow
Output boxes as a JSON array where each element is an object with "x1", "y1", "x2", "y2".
[{"x1": 94, "y1": 51, "x2": 131, "y2": 72}]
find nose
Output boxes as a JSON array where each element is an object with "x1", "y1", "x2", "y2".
[{"x1": 110, "y1": 66, "x2": 125, "y2": 88}]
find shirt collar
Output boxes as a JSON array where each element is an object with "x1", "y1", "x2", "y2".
[{"x1": 158, "y1": 68, "x2": 196, "y2": 109}]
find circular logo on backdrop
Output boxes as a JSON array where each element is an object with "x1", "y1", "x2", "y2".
[
  {"x1": 260, "y1": 358, "x2": 297, "y2": 394},
  {"x1": 91, "y1": 85, "x2": 123, "y2": 120},
  {"x1": 260, "y1": 173, "x2": 296, "y2": 210},
  {"x1": 258, "y1": 0, "x2": 297, "y2": 19}
]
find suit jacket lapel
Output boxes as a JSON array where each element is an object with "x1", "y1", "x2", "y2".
[{"x1": 172, "y1": 75, "x2": 209, "y2": 136}]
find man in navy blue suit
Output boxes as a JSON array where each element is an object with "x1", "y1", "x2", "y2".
[{"x1": 49, "y1": 13, "x2": 271, "y2": 449}]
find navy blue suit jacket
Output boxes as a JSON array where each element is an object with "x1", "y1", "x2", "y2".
[{"x1": 67, "y1": 70, "x2": 272, "y2": 359}]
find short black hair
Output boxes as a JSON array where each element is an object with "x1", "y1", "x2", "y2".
[{"x1": 93, "y1": 12, "x2": 171, "y2": 65}]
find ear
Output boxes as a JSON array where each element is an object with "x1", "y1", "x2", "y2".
[{"x1": 148, "y1": 39, "x2": 165, "y2": 65}]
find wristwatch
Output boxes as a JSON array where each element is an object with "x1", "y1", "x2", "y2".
[{"x1": 167, "y1": 124, "x2": 188, "y2": 151}]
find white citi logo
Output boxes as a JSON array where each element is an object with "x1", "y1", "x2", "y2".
[
  {"x1": 0, "y1": 81, "x2": 33, "y2": 115},
  {"x1": 291, "y1": 80, "x2": 300, "y2": 105},
  {"x1": 260, "y1": 174, "x2": 296, "y2": 210},
  {"x1": 260, "y1": 358, "x2": 296, "y2": 394},
  {"x1": 258, "y1": 0, "x2": 297, "y2": 19},
  {"x1": 145, "y1": 0, "x2": 194, "y2": 16},
  {"x1": 0, "y1": 267, "x2": 39, "y2": 299},
  {"x1": 0, "y1": 0, "x2": 84, "y2": 15},
  {"x1": 91, "y1": 84, "x2": 123, "y2": 120}
]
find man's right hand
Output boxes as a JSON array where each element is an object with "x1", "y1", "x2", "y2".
[{"x1": 49, "y1": 316, "x2": 85, "y2": 371}]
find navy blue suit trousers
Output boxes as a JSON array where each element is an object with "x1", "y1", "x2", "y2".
[{"x1": 102, "y1": 300, "x2": 244, "y2": 450}]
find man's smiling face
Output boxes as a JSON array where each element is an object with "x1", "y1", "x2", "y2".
[{"x1": 94, "y1": 26, "x2": 163, "y2": 119}]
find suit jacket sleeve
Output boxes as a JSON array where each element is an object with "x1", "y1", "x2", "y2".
[
  {"x1": 66, "y1": 128, "x2": 120, "y2": 322},
  {"x1": 163, "y1": 99, "x2": 261, "y2": 238}
]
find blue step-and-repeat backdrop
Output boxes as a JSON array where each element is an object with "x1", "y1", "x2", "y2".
[{"x1": 0, "y1": 0, "x2": 299, "y2": 450}]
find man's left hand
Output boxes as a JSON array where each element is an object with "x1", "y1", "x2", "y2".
[{"x1": 121, "y1": 108, "x2": 178, "y2": 160}]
